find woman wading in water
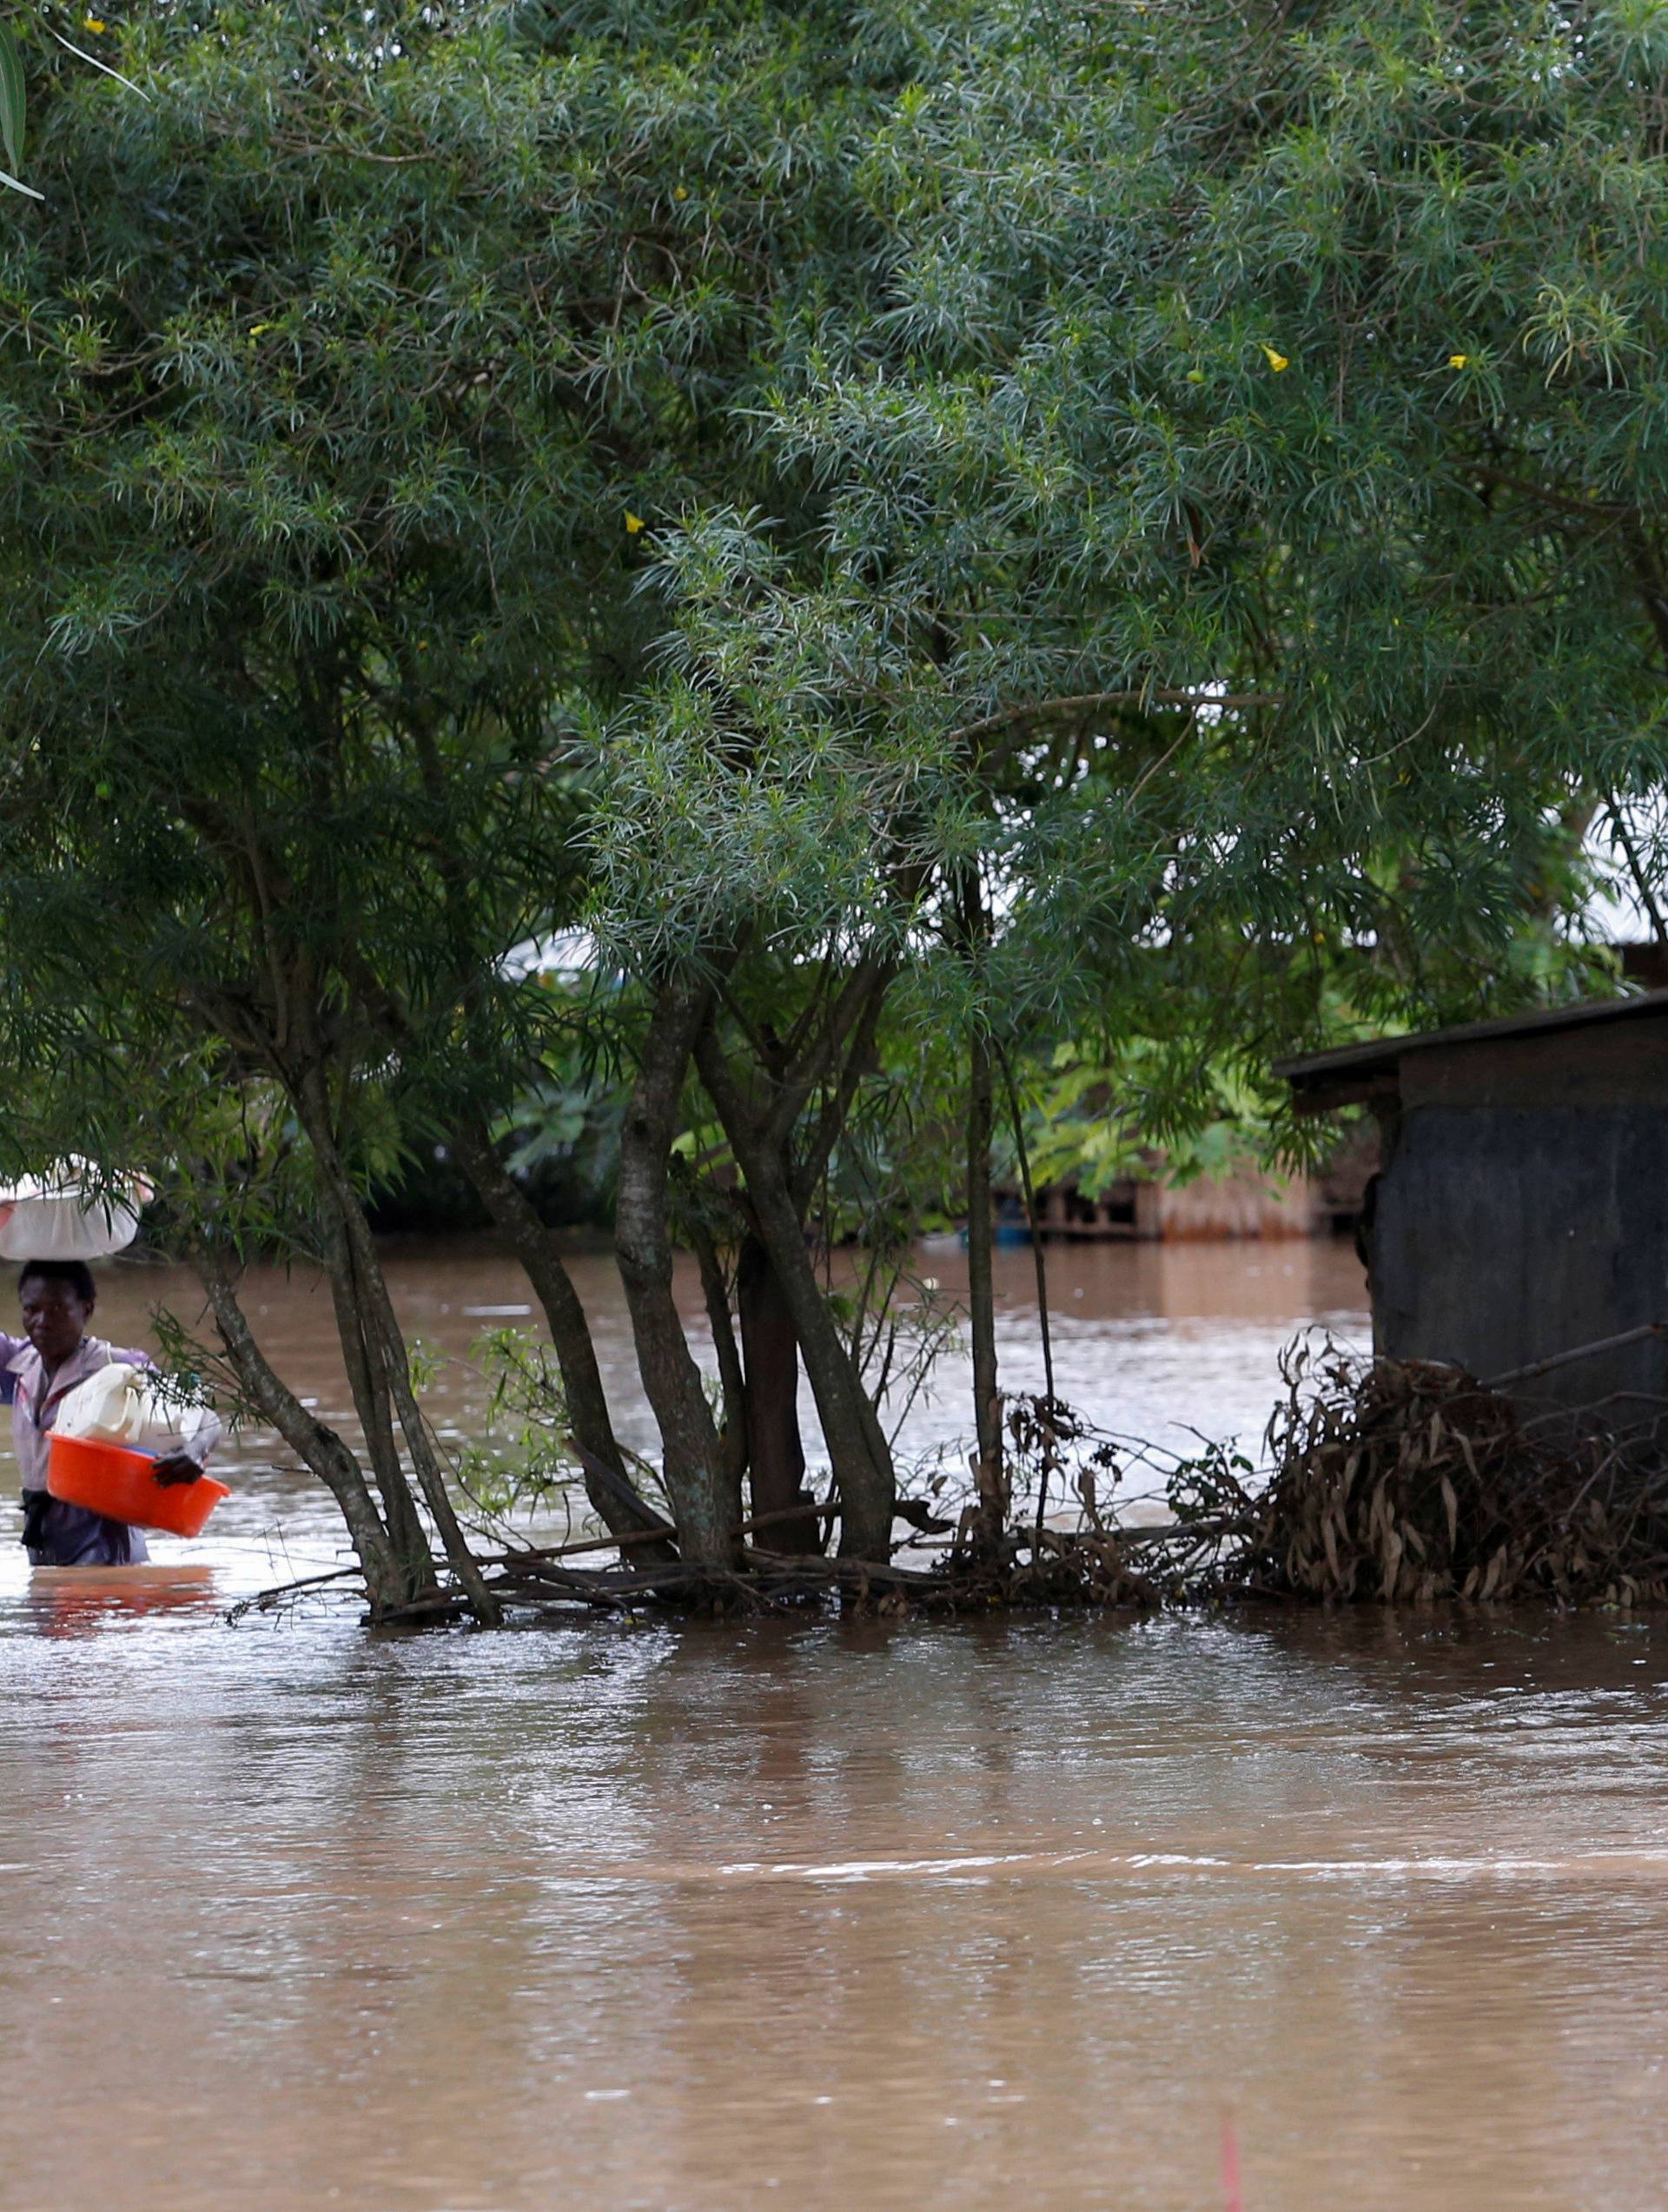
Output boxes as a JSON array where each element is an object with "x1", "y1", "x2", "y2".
[{"x1": 3, "y1": 1261, "x2": 219, "y2": 1566}]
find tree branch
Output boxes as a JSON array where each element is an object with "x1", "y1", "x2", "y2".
[{"x1": 945, "y1": 687, "x2": 1281, "y2": 751}]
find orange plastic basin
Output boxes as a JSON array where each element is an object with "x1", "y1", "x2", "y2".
[{"x1": 47, "y1": 1433, "x2": 229, "y2": 1539}]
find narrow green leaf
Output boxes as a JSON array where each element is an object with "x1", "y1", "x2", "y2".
[
  {"x1": 48, "y1": 30, "x2": 149, "y2": 103},
  {"x1": 0, "y1": 162, "x2": 41, "y2": 202},
  {"x1": 0, "y1": 17, "x2": 24, "y2": 179}
]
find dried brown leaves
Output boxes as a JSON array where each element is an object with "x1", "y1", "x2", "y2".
[{"x1": 1234, "y1": 1341, "x2": 1668, "y2": 1607}]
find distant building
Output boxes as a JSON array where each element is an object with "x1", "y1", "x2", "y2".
[
  {"x1": 1004, "y1": 1129, "x2": 1374, "y2": 1243},
  {"x1": 1278, "y1": 992, "x2": 1668, "y2": 1429}
]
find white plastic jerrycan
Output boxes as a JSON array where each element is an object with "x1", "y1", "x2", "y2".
[{"x1": 55, "y1": 1364, "x2": 215, "y2": 1457}]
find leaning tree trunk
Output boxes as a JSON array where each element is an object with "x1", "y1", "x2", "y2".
[
  {"x1": 335, "y1": 1185, "x2": 504, "y2": 1626},
  {"x1": 614, "y1": 977, "x2": 740, "y2": 1566},
  {"x1": 195, "y1": 1248, "x2": 419, "y2": 1617},
  {"x1": 294, "y1": 1081, "x2": 503, "y2": 1625},
  {"x1": 447, "y1": 1116, "x2": 677, "y2": 1564},
  {"x1": 321, "y1": 1212, "x2": 434, "y2": 1596}
]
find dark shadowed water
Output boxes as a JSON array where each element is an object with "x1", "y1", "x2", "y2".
[{"x1": 6, "y1": 1243, "x2": 1665, "y2": 2211}]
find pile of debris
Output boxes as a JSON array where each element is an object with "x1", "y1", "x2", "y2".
[
  {"x1": 1219, "y1": 1340, "x2": 1668, "y2": 1606},
  {"x1": 937, "y1": 1343, "x2": 1668, "y2": 1612}
]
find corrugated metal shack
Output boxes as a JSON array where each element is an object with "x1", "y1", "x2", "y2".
[{"x1": 1278, "y1": 993, "x2": 1668, "y2": 1431}]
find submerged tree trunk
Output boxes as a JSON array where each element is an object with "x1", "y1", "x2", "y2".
[
  {"x1": 322, "y1": 1214, "x2": 435, "y2": 1596},
  {"x1": 196, "y1": 1248, "x2": 417, "y2": 1617},
  {"x1": 737, "y1": 1235, "x2": 822, "y2": 1554},
  {"x1": 740, "y1": 1145, "x2": 896, "y2": 1560},
  {"x1": 614, "y1": 977, "x2": 740, "y2": 1566},
  {"x1": 447, "y1": 1116, "x2": 677, "y2": 1564},
  {"x1": 688, "y1": 1217, "x2": 750, "y2": 1501},
  {"x1": 957, "y1": 863, "x2": 1004, "y2": 1535},
  {"x1": 361, "y1": 1266, "x2": 505, "y2": 1627}
]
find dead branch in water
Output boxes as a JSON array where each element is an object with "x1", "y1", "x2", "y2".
[
  {"x1": 1483, "y1": 1321, "x2": 1668, "y2": 1392},
  {"x1": 374, "y1": 1550, "x2": 955, "y2": 1626}
]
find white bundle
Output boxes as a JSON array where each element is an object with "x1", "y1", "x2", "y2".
[{"x1": 0, "y1": 1160, "x2": 149, "y2": 1262}]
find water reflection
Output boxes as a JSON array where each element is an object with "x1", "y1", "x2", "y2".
[{"x1": 17, "y1": 1565, "x2": 220, "y2": 1639}]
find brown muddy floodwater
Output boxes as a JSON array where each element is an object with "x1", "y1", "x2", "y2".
[{"x1": 5, "y1": 1242, "x2": 1668, "y2": 2212}]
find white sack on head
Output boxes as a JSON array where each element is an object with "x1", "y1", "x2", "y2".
[{"x1": 0, "y1": 1159, "x2": 149, "y2": 1261}]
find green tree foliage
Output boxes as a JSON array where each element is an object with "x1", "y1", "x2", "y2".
[
  {"x1": 0, "y1": 17, "x2": 30, "y2": 198},
  {"x1": 0, "y1": 0, "x2": 916, "y2": 1593},
  {"x1": 605, "y1": 0, "x2": 1655, "y2": 1053}
]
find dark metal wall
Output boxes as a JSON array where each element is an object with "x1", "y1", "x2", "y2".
[{"x1": 1369, "y1": 1103, "x2": 1668, "y2": 1420}]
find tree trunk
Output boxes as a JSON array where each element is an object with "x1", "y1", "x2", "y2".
[
  {"x1": 965, "y1": 1026, "x2": 1006, "y2": 1536},
  {"x1": 447, "y1": 1116, "x2": 677, "y2": 1564},
  {"x1": 294, "y1": 1078, "x2": 503, "y2": 1625},
  {"x1": 614, "y1": 977, "x2": 739, "y2": 1566},
  {"x1": 688, "y1": 1218, "x2": 750, "y2": 1500},
  {"x1": 694, "y1": 1032, "x2": 896, "y2": 1560},
  {"x1": 738, "y1": 1149, "x2": 896, "y2": 1560},
  {"x1": 336, "y1": 1189, "x2": 505, "y2": 1627},
  {"x1": 323, "y1": 1213, "x2": 434, "y2": 1595},
  {"x1": 195, "y1": 1248, "x2": 417, "y2": 1616},
  {"x1": 737, "y1": 1236, "x2": 822, "y2": 1553}
]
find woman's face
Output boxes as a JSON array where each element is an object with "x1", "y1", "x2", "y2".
[{"x1": 19, "y1": 1277, "x2": 92, "y2": 1368}]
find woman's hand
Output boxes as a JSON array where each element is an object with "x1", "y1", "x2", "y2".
[{"x1": 151, "y1": 1453, "x2": 203, "y2": 1487}]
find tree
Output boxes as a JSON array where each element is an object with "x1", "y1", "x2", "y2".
[
  {"x1": 588, "y1": 0, "x2": 1658, "y2": 1540},
  {"x1": 0, "y1": 0, "x2": 926, "y2": 1596}
]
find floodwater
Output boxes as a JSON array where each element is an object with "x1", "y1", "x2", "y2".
[{"x1": 6, "y1": 1243, "x2": 1668, "y2": 2211}]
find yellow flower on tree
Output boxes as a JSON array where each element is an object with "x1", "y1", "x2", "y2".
[
  {"x1": 83, "y1": 15, "x2": 106, "y2": 30},
  {"x1": 1261, "y1": 344, "x2": 1289, "y2": 372},
  {"x1": 1448, "y1": 353, "x2": 1469, "y2": 368},
  {"x1": 625, "y1": 511, "x2": 645, "y2": 534}
]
